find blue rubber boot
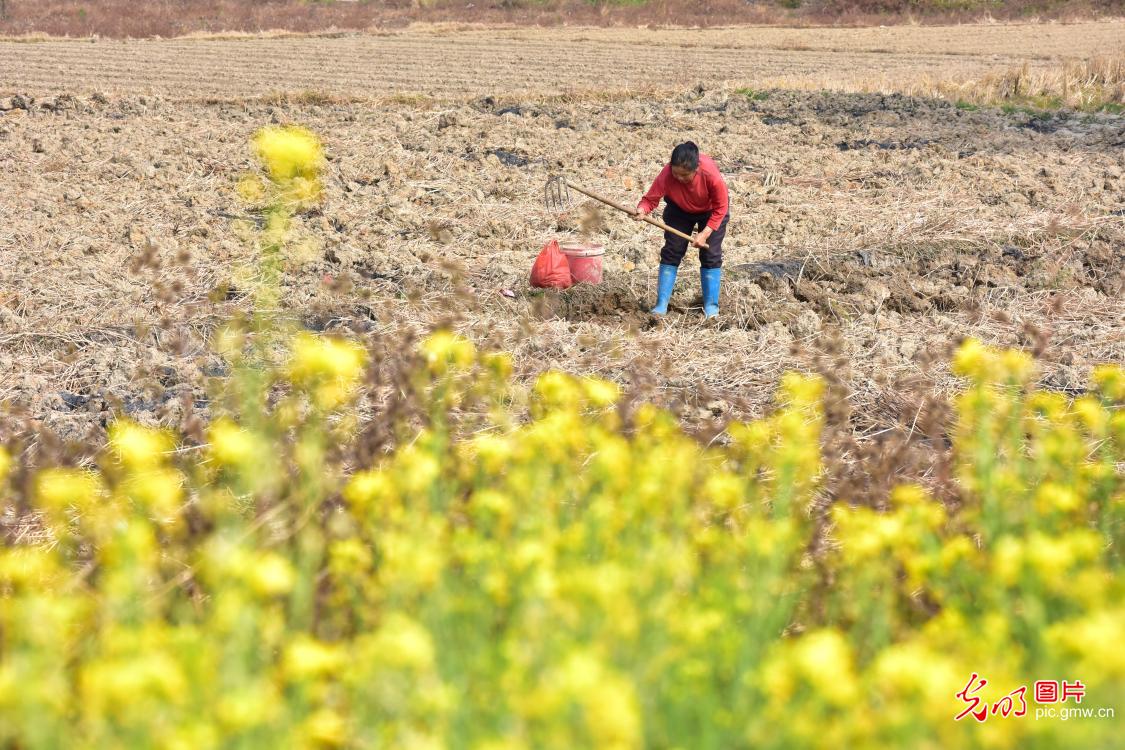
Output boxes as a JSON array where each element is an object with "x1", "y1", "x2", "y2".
[
  {"x1": 701, "y1": 267, "x2": 722, "y2": 319},
  {"x1": 650, "y1": 263, "x2": 679, "y2": 315}
]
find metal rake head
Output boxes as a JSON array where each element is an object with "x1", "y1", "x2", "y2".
[{"x1": 544, "y1": 175, "x2": 572, "y2": 212}]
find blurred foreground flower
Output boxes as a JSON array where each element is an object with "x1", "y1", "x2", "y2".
[
  {"x1": 253, "y1": 125, "x2": 324, "y2": 183},
  {"x1": 288, "y1": 332, "x2": 368, "y2": 409}
]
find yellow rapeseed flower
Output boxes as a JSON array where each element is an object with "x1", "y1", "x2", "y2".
[
  {"x1": 329, "y1": 538, "x2": 373, "y2": 577},
  {"x1": 207, "y1": 419, "x2": 262, "y2": 468},
  {"x1": 421, "y1": 330, "x2": 477, "y2": 375},
  {"x1": 938, "y1": 535, "x2": 976, "y2": 573},
  {"x1": 470, "y1": 433, "x2": 514, "y2": 476},
  {"x1": 1072, "y1": 395, "x2": 1108, "y2": 437},
  {"x1": 301, "y1": 708, "x2": 348, "y2": 748},
  {"x1": 472, "y1": 489, "x2": 514, "y2": 526},
  {"x1": 283, "y1": 635, "x2": 346, "y2": 682},
  {"x1": 992, "y1": 536, "x2": 1024, "y2": 586},
  {"x1": 773, "y1": 413, "x2": 818, "y2": 464},
  {"x1": 512, "y1": 539, "x2": 550, "y2": 573},
  {"x1": 253, "y1": 125, "x2": 324, "y2": 183},
  {"x1": 793, "y1": 629, "x2": 858, "y2": 706},
  {"x1": 778, "y1": 372, "x2": 824, "y2": 409},
  {"x1": 372, "y1": 613, "x2": 436, "y2": 671},
  {"x1": 79, "y1": 651, "x2": 188, "y2": 719},
  {"x1": 289, "y1": 333, "x2": 367, "y2": 385},
  {"x1": 702, "y1": 473, "x2": 745, "y2": 511},
  {"x1": 473, "y1": 740, "x2": 528, "y2": 750},
  {"x1": 739, "y1": 516, "x2": 797, "y2": 559},
  {"x1": 1027, "y1": 391, "x2": 1069, "y2": 427},
  {"x1": 96, "y1": 518, "x2": 160, "y2": 571},
  {"x1": 1110, "y1": 410, "x2": 1125, "y2": 446},
  {"x1": 890, "y1": 483, "x2": 929, "y2": 508},
  {"x1": 217, "y1": 681, "x2": 282, "y2": 731},
  {"x1": 396, "y1": 445, "x2": 441, "y2": 495},
  {"x1": 590, "y1": 434, "x2": 631, "y2": 489},
  {"x1": 873, "y1": 641, "x2": 961, "y2": 704},
  {"x1": 630, "y1": 402, "x2": 679, "y2": 439},
  {"x1": 832, "y1": 505, "x2": 903, "y2": 564},
  {"x1": 1025, "y1": 530, "x2": 1101, "y2": 586},
  {"x1": 761, "y1": 629, "x2": 858, "y2": 708},
  {"x1": 891, "y1": 484, "x2": 945, "y2": 530},
  {"x1": 0, "y1": 547, "x2": 62, "y2": 589},
  {"x1": 108, "y1": 420, "x2": 174, "y2": 470},
  {"x1": 729, "y1": 419, "x2": 772, "y2": 456},
  {"x1": 581, "y1": 377, "x2": 621, "y2": 408},
  {"x1": 342, "y1": 469, "x2": 395, "y2": 515},
  {"x1": 1047, "y1": 609, "x2": 1125, "y2": 678},
  {"x1": 484, "y1": 351, "x2": 514, "y2": 380},
  {"x1": 951, "y1": 338, "x2": 992, "y2": 381},
  {"x1": 1022, "y1": 533, "x2": 1071, "y2": 581},
  {"x1": 672, "y1": 608, "x2": 725, "y2": 646},
  {"x1": 248, "y1": 552, "x2": 296, "y2": 597},
  {"x1": 533, "y1": 371, "x2": 584, "y2": 412},
  {"x1": 760, "y1": 652, "x2": 796, "y2": 703},
  {"x1": 35, "y1": 467, "x2": 103, "y2": 512},
  {"x1": 483, "y1": 569, "x2": 511, "y2": 606},
  {"x1": 0, "y1": 446, "x2": 10, "y2": 486},
  {"x1": 118, "y1": 467, "x2": 185, "y2": 521},
  {"x1": 1035, "y1": 482, "x2": 1082, "y2": 515},
  {"x1": 998, "y1": 348, "x2": 1035, "y2": 383},
  {"x1": 1092, "y1": 363, "x2": 1124, "y2": 402},
  {"x1": 380, "y1": 530, "x2": 444, "y2": 589},
  {"x1": 585, "y1": 677, "x2": 642, "y2": 750}
]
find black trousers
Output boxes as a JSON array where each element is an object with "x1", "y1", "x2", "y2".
[{"x1": 659, "y1": 200, "x2": 728, "y2": 270}]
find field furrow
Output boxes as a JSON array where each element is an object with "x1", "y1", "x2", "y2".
[{"x1": 4, "y1": 22, "x2": 1122, "y2": 99}]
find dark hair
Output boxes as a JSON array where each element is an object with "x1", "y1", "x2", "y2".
[{"x1": 670, "y1": 141, "x2": 700, "y2": 170}]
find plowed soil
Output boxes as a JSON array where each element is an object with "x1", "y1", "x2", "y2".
[
  {"x1": 3, "y1": 22, "x2": 1124, "y2": 99},
  {"x1": 1, "y1": 24, "x2": 1122, "y2": 444}
]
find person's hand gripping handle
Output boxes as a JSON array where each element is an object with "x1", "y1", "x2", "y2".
[{"x1": 632, "y1": 206, "x2": 708, "y2": 249}]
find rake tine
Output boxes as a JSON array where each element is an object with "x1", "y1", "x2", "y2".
[{"x1": 544, "y1": 175, "x2": 572, "y2": 212}]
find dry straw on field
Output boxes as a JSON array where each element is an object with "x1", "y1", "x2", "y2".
[
  {"x1": 1, "y1": 84, "x2": 1122, "y2": 460},
  {"x1": 760, "y1": 55, "x2": 1125, "y2": 112},
  {"x1": 926, "y1": 55, "x2": 1125, "y2": 111}
]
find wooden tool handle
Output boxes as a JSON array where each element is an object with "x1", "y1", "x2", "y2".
[{"x1": 565, "y1": 180, "x2": 709, "y2": 249}]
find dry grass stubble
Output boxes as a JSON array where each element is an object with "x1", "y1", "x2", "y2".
[{"x1": 1, "y1": 87, "x2": 1121, "y2": 475}]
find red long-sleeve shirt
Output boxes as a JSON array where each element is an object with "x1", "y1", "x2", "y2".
[{"x1": 637, "y1": 154, "x2": 729, "y2": 230}]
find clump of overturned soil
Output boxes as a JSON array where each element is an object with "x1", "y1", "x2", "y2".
[{"x1": 532, "y1": 277, "x2": 655, "y2": 329}]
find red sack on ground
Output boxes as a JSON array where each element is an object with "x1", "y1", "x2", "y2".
[{"x1": 529, "y1": 239, "x2": 573, "y2": 290}]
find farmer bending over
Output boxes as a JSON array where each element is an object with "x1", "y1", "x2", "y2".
[{"x1": 634, "y1": 141, "x2": 730, "y2": 319}]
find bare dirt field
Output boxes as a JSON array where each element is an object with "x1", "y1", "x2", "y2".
[
  {"x1": 3, "y1": 22, "x2": 1125, "y2": 99},
  {"x1": 1, "y1": 23, "x2": 1122, "y2": 453}
]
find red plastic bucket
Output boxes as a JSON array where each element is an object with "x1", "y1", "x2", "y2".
[{"x1": 559, "y1": 241, "x2": 604, "y2": 285}]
